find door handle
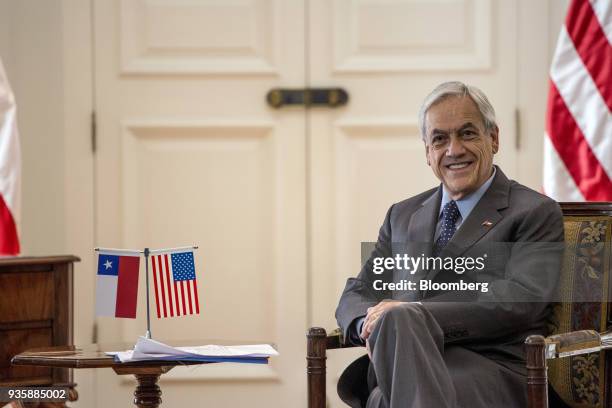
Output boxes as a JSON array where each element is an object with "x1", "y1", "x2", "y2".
[{"x1": 266, "y1": 88, "x2": 349, "y2": 108}]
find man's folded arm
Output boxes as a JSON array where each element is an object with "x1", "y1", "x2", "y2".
[
  {"x1": 422, "y1": 199, "x2": 565, "y2": 344},
  {"x1": 336, "y1": 205, "x2": 395, "y2": 345}
]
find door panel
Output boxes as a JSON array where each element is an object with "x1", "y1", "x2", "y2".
[{"x1": 94, "y1": 0, "x2": 307, "y2": 406}]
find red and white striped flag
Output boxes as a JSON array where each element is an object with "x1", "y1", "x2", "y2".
[
  {"x1": 543, "y1": 0, "x2": 612, "y2": 201},
  {"x1": 0, "y1": 58, "x2": 21, "y2": 254},
  {"x1": 151, "y1": 248, "x2": 200, "y2": 318}
]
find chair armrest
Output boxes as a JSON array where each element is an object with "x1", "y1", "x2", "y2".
[
  {"x1": 544, "y1": 329, "x2": 602, "y2": 359},
  {"x1": 525, "y1": 330, "x2": 602, "y2": 408},
  {"x1": 325, "y1": 328, "x2": 358, "y2": 350},
  {"x1": 307, "y1": 327, "x2": 358, "y2": 408}
]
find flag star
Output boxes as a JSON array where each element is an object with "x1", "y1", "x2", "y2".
[{"x1": 104, "y1": 260, "x2": 113, "y2": 269}]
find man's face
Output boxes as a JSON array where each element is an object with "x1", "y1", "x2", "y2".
[{"x1": 424, "y1": 96, "x2": 499, "y2": 200}]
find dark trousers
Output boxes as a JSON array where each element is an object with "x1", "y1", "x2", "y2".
[{"x1": 365, "y1": 303, "x2": 527, "y2": 408}]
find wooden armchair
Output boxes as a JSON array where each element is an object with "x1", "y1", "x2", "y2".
[{"x1": 307, "y1": 202, "x2": 612, "y2": 408}]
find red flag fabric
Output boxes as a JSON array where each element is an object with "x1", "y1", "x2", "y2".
[
  {"x1": 0, "y1": 59, "x2": 21, "y2": 254},
  {"x1": 543, "y1": 0, "x2": 612, "y2": 201}
]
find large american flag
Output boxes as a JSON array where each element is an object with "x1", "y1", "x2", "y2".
[
  {"x1": 151, "y1": 250, "x2": 200, "y2": 318},
  {"x1": 543, "y1": 0, "x2": 612, "y2": 201}
]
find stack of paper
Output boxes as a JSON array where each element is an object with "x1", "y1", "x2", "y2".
[{"x1": 107, "y1": 336, "x2": 279, "y2": 364}]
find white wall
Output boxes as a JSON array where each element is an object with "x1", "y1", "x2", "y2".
[
  {"x1": 0, "y1": 1, "x2": 95, "y2": 406},
  {"x1": 0, "y1": 0, "x2": 66, "y2": 255}
]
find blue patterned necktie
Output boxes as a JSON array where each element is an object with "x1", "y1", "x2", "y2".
[{"x1": 433, "y1": 200, "x2": 460, "y2": 256}]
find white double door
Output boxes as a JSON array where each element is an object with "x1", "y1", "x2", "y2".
[{"x1": 93, "y1": 1, "x2": 518, "y2": 406}]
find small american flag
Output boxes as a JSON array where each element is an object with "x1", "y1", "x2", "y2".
[{"x1": 151, "y1": 250, "x2": 200, "y2": 318}]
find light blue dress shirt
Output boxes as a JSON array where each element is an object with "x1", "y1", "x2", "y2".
[{"x1": 434, "y1": 167, "x2": 496, "y2": 240}]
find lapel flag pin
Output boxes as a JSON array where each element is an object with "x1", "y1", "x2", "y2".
[{"x1": 482, "y1": 220, "x2": 493, "y2": 227}]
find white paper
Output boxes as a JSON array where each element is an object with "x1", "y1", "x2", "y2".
[{"x1": 107, "y1": 337, "x2": 278, "y2": 363}]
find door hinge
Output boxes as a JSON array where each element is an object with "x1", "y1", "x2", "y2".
[
  {"x1": 514, "y1": 108, "x2": 521, "y2": 150},
  {"x1": 92, "y1": 322, "x2": 98, "y2": 343},
  {"x1": 91, "y1": 110, "x2": 97, "y2": 154}
]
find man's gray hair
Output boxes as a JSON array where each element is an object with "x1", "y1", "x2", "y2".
[{"x1": 418, "y1": 81, "x2": 497, "y2": 140}]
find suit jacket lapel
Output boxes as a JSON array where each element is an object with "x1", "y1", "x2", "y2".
[
  {"x1": 449, "y1": 167, "x2": 510, "y2": 252},
  {"x1": 400, "y1": 188, "x2": 441, "y2": 300}
]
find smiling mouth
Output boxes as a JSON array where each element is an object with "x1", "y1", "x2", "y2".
[{"x1": 445, "y1": 161, "x2": 473, "y2": 170}]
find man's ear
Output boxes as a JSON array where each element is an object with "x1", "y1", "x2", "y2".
[
  {"x1": 424, "y1": 143, "x2": 431, "y2": 166},
  {"x1": 490, "y1": 125, "x2": 500, "y2": 154}
]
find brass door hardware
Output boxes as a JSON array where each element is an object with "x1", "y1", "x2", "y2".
[{"x1": 266, "y1": 88, "x2": 349, "y2": 108}]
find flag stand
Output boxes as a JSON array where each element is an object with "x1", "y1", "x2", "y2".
[
  {"x1": 95, "y1": 245, "x2": 200, "y2": 341},
  {"x1": 144, "y1": 247, "x2": 152, "y2": 339}
]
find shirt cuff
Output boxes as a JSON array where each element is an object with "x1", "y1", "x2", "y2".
[{"x1": 348, "y1": 316, "x2": 366, "y2": 345}]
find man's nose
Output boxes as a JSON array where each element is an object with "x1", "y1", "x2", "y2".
[{"x1": 446, "y1": 135, "x2": 466, "y2": 157}]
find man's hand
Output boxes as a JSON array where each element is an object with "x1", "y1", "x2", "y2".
[{"x1": 360, "y1": 300, "x2": 407, "y2": 340}]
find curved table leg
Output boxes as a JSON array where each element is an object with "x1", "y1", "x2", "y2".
[{"x1": 133, "y1": 374, "x2": 162, "y2": 408}]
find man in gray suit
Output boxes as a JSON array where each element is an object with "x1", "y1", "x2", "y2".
[{"x1": 335, "y1": 81, "x2": 564, "y2": 408}]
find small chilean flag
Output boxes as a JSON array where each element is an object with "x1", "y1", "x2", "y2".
[{"x1": 95, "y1": 250, "x2": 140, "y2": 318}]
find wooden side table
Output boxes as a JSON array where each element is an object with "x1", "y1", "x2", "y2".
[{"x1": 12, "y1": 342, "x2": 273, "y2": 407}]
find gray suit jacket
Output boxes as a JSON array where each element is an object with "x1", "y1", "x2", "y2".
[{"x1": 335, "y1": 167, "x2": 564, "y2": 406}]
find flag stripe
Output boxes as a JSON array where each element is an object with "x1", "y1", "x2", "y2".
[
  {"x1": 589, "y1": 0, "x2": 612, "y2": 44},
  {"x1": 180, "y1": 281, "x2": 187, "y2": 315},
  {"x1": 174, "y1": 281, "x2": 181, "y2": 316},
  {"x1": 115, "y1": 256, "x2": 140, "y2": 318},
  {"x1": 187, "y1": 281, "x2": 193, "y2": 314},
  {"x1": 164, "y1": 254, "x2": 175, "y2": 317},
  {"x1": 546, "y1": 82, "x2": 612, "y2": 200},
  {"x1": 565, "y1": 0, "x2": 612, "y2": 109},
  {"x1": 95, "y1": 275, "x2": 118, "y2": 316},
  {"x1": 543, "y1": 135, "x2": 585, "y2": 201},
  {"x1": 0, "y1": 194, "x2": 19, "y2": 254},
  {"x1": 151, "y1": 255, "x2": 161, "y2": 318},
  {"x1": 157, "y1": 255, "x2": 168, "y2": 317},
  {"x1": 193, "y1": 280, "x2": 200, "y2": 314}
]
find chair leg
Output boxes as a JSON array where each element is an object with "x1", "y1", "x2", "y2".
[
  {"x1": 307, "y1": 327, "x2": 327, "y2": 408},
  {"x1": 526, "y1": 335, "x2": 549, "y2": 408}
]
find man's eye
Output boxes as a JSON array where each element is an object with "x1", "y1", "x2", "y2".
[{"x1": 462, "y1": 130, "x2": 477, "y2": 138}]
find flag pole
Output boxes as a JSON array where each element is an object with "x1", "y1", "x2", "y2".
[{"x1": 144, "y1": 247, "x2": 152, "y2": 339}]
